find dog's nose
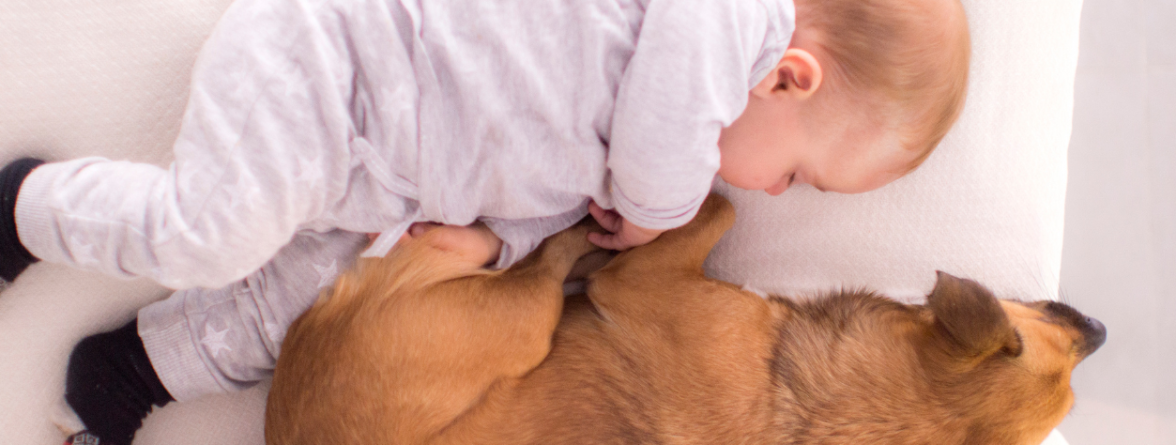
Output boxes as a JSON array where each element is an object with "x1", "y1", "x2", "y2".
[{"x1": 1080, "y1": 315, "x2": 1106, "y2": 356}]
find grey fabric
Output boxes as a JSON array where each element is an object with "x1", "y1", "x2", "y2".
[{"x1": 138, "y1": 230, "x2": 368, "y2": 402}]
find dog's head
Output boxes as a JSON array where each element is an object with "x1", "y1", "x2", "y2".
[
  {"x1": 918, "y1": 271, "x2": 1105, "y2": 444},
  {"x1": 771, "y1": 272, "x2": 1104, "y2": 444}
]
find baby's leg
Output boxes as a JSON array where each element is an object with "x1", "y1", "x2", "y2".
[
  {"x1": 14, "y1": 0, "x2": 387, "y2": 292},
  {"x1": 63, "y1": 230, "x2": 367, "y2": 443},
  {"x1": 139, "y1": 229, "x2": 369, "y2": 400}
]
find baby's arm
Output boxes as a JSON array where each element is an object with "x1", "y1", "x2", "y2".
[{"x1": 607, "y1": 0, "x2": 790, "y2": 237}]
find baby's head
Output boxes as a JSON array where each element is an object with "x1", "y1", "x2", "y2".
[{"x1": 718, "y1": 0, "x2": 970, "y2": 195}]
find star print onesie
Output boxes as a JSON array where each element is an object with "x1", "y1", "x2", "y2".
[{"x1": 13, "y1": 0, "x2": 794, "y2": 400}]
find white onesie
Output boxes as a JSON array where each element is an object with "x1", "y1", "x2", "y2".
[{"x1": 14, "y1": 0, "x2": 794, "y2": 400}]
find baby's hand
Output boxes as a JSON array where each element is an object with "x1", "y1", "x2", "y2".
[
  {"x1": 406, "y1": 222, "x2": 504, "y2": 267},
  {"x1": 587, "y1": 201, "x2": 666, "y2": 251}
]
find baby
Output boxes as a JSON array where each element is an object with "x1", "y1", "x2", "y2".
[{"x1": 0, "y1": 0, "x2": 969, "y2": 443}]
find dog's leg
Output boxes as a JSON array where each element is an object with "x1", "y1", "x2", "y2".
[
  {"x1": 588, "y1": 193, "x2": 734, "y2": 291},
  {"x1": 266, "y1": 223, "x2": 599, "y2": 445},
  {"x1": 605, "y1": 193, "x2": 734, "y2": 275},
  {"x1": 585, "y1": 194, "x2": 770, "y2": 335},
  {"x1": 439, "y1": 222, "x2": 601, "y2": 374},
  {"x1": 555, "y1": 194, "x2": 776, "y2": 444},
  {"x1": 385, "y1": 223, "x2": 601, "y2": 444}
]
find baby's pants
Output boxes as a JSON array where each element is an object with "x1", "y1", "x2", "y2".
[{"x1": 137, "y1": 230, "x2": 369, "y2": 402}]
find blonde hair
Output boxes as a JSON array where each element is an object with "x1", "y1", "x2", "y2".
[{"x1": 797, "y1": 0, "x2": 971, "y2": 169}]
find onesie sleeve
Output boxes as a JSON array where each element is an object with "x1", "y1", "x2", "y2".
[
  {"x1": 12, "y1": 0, "x2": 360, "y2": 289},
  {"x1": 607, "y1": 0, "x2": 793, "y2": 230}
]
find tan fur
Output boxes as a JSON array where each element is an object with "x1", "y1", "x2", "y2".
[{"x1": 267, "y1": 195, "x2": 1102, "y2": 445}]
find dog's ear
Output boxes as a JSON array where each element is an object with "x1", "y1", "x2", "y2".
[{"x1": 926, "y1": 272, "x2": 1022, "y2": 361}]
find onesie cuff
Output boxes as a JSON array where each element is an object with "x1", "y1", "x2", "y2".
[
  {"x1": 139, "y1": 298, "x2": 227, "y2": 402},
  {"x1": 609, "y1": 180, "x2": 706, "y2": 231},
  {"x1": 14, "y1": 160, "x2": 68, "y2": 265}
]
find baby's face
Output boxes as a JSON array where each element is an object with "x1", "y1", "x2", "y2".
[{"x1": 717, "y1": 90, "x2": 917, "y2": 196}]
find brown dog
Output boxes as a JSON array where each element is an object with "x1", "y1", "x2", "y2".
[{"x1": 266, "y1": 195, "x2": 1105, "y2": 445}]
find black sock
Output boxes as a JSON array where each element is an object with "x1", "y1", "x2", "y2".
[
  {"x1": 65, "y1": 319, "x2": 175, "y2": 445},
  {"x1": 0, "y1": 157, "x2": 45, "y2": 282}
]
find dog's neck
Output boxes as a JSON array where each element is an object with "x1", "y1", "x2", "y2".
[{"x1": 763, "y1": 293, "x2": 972, "y2": 444}]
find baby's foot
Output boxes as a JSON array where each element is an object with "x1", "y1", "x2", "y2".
[
  {"x1": 407, "y1": 222, "x2": 503, "y2": 267},
  {"x1": 63, "y1": 319, "x2": 174, "y2": 445}
]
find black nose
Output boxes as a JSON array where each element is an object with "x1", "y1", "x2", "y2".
[{"x1": 1081, "y1": 316, "x2": 1106, "y2": 356}]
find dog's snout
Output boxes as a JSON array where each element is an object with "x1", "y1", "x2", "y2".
[
  {"x1": 1081, "y1": 316, "x2": 1106, "y2": 356},
  {"x1": 1039, "y1": 301, "x2": 1106, "y2": 357}
]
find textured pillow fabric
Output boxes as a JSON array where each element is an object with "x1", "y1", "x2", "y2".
[{"x1": 0, "y1": 0, "x2": 1080, "y2": 444}]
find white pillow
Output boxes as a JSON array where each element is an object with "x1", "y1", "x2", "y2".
[
  {"x1": 706, "y1": 0, "x2": 1081, "y2": 305},
  {"x1": 0, "y1": 0, "x2": 1081, "y2": 444}
]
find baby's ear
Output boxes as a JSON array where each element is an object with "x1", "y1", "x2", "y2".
[
  {"x1": 926, "y1": 272, "x2": 1022, "y2": 362},
  {"x1": 753, "y1": 48, "x2": 823, "y2": 99}
]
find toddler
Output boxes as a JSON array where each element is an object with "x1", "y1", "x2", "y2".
[{"x1": 0, "y1": 0, "x2": 969, "y2": 443}]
